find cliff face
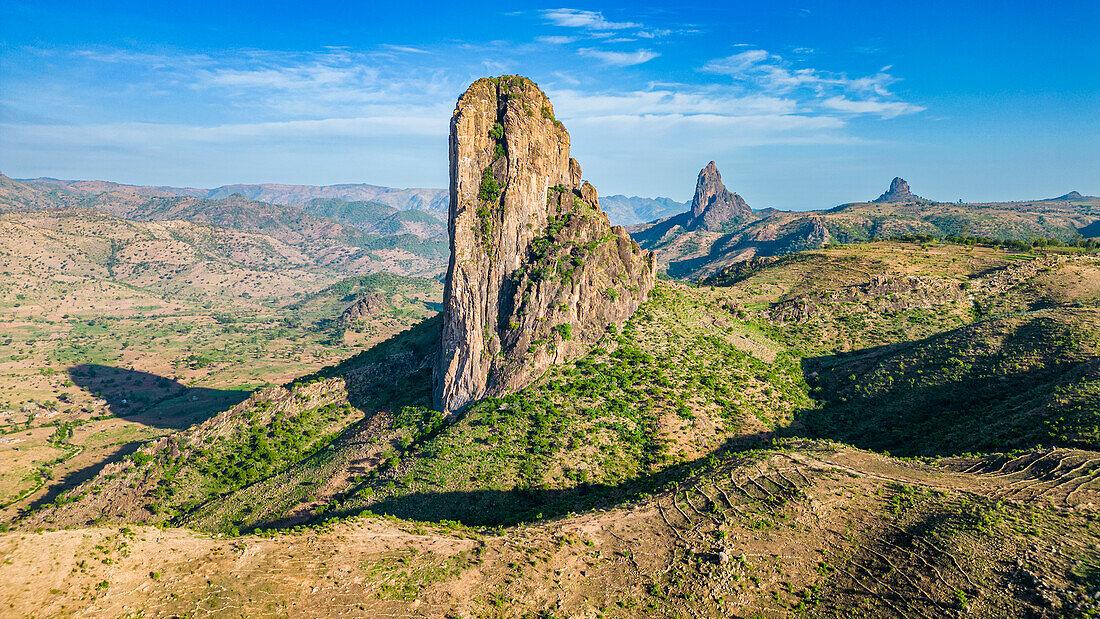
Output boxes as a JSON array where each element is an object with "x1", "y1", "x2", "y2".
[
  {"x1": 689, "y1": 161, "x2": 752, "y2": 230},
  {"x1": 434, "y1": 76, "x2": 656, "y2": 413}
]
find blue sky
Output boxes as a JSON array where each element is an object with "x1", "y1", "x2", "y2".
[{"x1": 1, "y1": 1, "x2": 1097, "y2": 208}]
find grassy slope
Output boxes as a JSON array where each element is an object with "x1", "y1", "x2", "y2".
[
  {"x1": 26, "y1": 241, "x2": 1100, "y2": 537},
  {"x1": 318, "y1": 282, "x2": 809, "y2": 527},
  {"x1": 0, "y1": 208, "x2": 443, "y2": 520},
  {"x1": 10, "y1": 240, "x2": 1100, "y2": 617},
  {"x1": 804, "y1": 309, "x2": 1100, "y2": 455},
  {"x1": 7, "y1": 443, "x2": 1100, "y2": 618}
]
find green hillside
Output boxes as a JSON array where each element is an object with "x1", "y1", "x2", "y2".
[
  {"x1": 22, "y1": 241, "x2": 1100, "y2": 536},
  {"x1": 11, "y1": 239, "x2": 1100, "y2": 618}
]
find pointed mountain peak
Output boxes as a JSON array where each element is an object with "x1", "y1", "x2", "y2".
[
  {"x1": 689, "y1": 161, "x2": 751, "y2": 230},
  {"x1": 873, "y1": 177, "x2": 925, "y2": 203}
]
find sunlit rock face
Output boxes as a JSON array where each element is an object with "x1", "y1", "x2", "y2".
[
  {"x1": 434, "y1": 76, "x2": 656, "y2": 413},
  {"x1": 688, "y1": 161, "x2": 752, "y2": 230}
]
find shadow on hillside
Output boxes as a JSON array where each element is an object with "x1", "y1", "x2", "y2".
[
  {"x1": 630, "y1": 212, "x2": 688, "y2": 247},
  {"x1": 791, "y1": 312, "x2": 1100, "y2": 457},
  {"x1": 293, "y1": 314, "x2": 441, "y2": 414},
  {"x1": 1079, "y1": 221, "x2": 1100, "y2": 238},
  {"x1": 67, "y1": 364, "x2": 250, "y2": 429},
  {"x1": 667, "y1": 232, "x2": 742, "y2": 279},
  {"x1": 21, "y1": 439, "x2": 146, "y2": 515},
  {"x1": 262, "y1": 431, "x2": 778, "y2": 530},
  {"x1": 665, "y1": 217, "x2": 826, "y2": 279}
]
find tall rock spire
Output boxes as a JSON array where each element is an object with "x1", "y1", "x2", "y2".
[
  {"x1": 434, "y1": 76, "x2": 656, "y2": 413},
  {"x1": 688, "y1": 161, "x2": 752, "y2": 230}
]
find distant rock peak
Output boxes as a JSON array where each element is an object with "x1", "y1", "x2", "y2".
[
  {"x1": 434, "y1": 76, "x2": 655, "y2": 413},
  {"x1": 688, "y1": 161, "x2": 752, "y2": 230},
  {"x1": 874, "y1": 177, "x2": 925, "y2": 203}
]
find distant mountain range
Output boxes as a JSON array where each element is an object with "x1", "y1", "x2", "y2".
[
  {"x1": 0, "y1": 173, "x2": 449, "y2": 278},
  {"x1": 598, "y1": 195, "x2": 688, "y2": 226},
  {"x1": 631, "y1": 163, "x2": 1100, "y2": 280},
  {"x1": 7, "y1": 170, "x2": 1099, "y2": 283},
  {"x1": 18, "y1": 177, "x2": 450, "y2": 215},
  {"x1": 17, "y1": 176, "x2": 692, "y2": 226}
]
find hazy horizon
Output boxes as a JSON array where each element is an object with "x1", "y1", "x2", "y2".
[{"x1": 11, "y1": 171, "x2": 1091, "y2": 213}]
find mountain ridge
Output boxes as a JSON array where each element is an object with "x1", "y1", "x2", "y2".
[
  {"x1": 630, "y1": 172, "x2": 1100, "y2": 279},
  {"x1": 0, "y1": 173, "x2": 449, "y2": 277},
  {"x1": 18, "y1": 176, "x2": 450, "y2": 214}
]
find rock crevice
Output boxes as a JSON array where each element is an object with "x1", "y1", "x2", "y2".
[{"x1": 434, "y1": 76, "x2": 656, "y2": 413}]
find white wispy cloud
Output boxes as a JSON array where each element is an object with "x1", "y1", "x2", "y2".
[
  {"x1": 2, "y1": 36, "x2": 927, "y2": 194},
  {"x1": 636, "y1": 29, "x2": 672, "y2": 39},
  {"x1": 578, "y1": 48, "x2": 659, "y2": 67},
  {"x1": 702, "y1": 50, "x2": 770, "y2": 75},
  {"x1": 71, "y1": 47, "x2": 461, "y2": 121},
  {"x1": 549, "y1": 88, "x2": 799, "y2": 117},
  {"x1": 535, "y1": 35, "x2": 577, "y2": 45},
  {"x1": 700, "y1": 48, "x2": 922, "y2": 118},
  {"x1": 542, "y1": 8, "x2": 640, "y2": 30},
  {"x1": 377, "y1": 44, "x2": 429, "y2": 54},
  {"x1": 1, "y1": 116, "x2": 445, "y2": 147},
  {"x1": 820, "y1": 96, "x2": 925, "y2": 119},
  {"x1": 702, "y1": 49, "x2": 894, "y2": 94},
  {"x1": 551, "y1": 71, "x2": 581, "y2": 86}
]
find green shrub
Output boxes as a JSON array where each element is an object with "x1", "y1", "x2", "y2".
[{"x1": 478, "y1": 168, "x2": 501, "y2": 202}]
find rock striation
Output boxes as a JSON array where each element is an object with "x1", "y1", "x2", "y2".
[
  {"x1": 434, "y1": 76, "x2": 656, "y2": 413},
  {"x1": 688, "y1": 161, "x2": 752, "y2": 230},
  {"x1": 874, "y1": 177, "x2": 925, "y2": 203}
]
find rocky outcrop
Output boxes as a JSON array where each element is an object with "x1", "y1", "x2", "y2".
[
  {"x1": 688, "y1": 162, "x2": 752, "y2": 230},
  {"x1": 340, "y1": 293, "x2": 388, "y2": 323},
  {"x1": 874, "y1": 177, "x2": 925, "y2": 203},
  {"x1": 434, "y1": 76, "x2": 656, "y2": 413},
  {"x1": 767, "y1": 275, "x2": 970, "y2": 324}
]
